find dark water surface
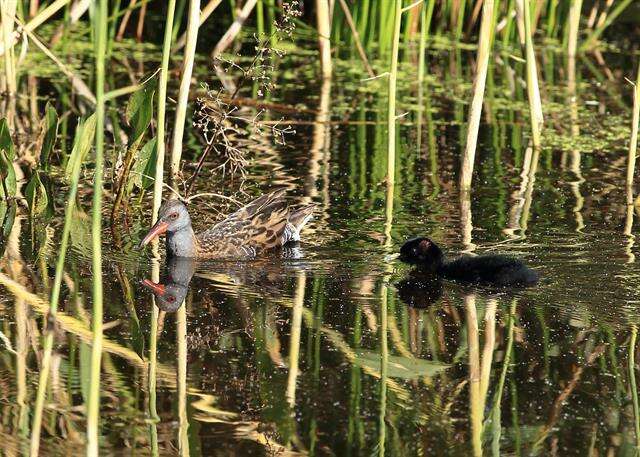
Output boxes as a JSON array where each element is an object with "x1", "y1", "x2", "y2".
[{"x1": 2, "y1": 45, "x2": 640, "y2": 456}]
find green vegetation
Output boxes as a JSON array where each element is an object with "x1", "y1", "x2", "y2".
[{"x1": 0, "y1": 0, "x2": 639, "y2": 455}]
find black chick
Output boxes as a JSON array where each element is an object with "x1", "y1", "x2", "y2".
[{"x1": 399, "y1": 237, "x2": 539, "y2": 287}]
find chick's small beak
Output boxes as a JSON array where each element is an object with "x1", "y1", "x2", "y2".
[
  {"x1": 141, "y1": 279, "x2": 166, "y2": 296},
  {"x1": 139, "y1": 220, "x2": 169, "y2": 248}
]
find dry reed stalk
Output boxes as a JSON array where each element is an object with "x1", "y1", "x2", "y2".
[
  {"x1": 582, "y1": 0, "x2": 632, "y2": 50},
  {"x1": 136, "y1": 0, "x2": 147, "y2": 41},
  {"x1": 211, "y1": 0, "x2": 257, "y2": 58},
  {"x1": 460, "y1": 0, "x2": 495, "y2": 190},
  {"x1": 0, "y1": 0, "x2": 70, "y2": 55},
  {"x1": 516, "y1": 0, "x2": 543, "y2": 147},
  {"x1": 175, "y1": 0, "x2": 222, "y2": 50},
  {"x1": 0, "y1": 0, "x2": 17, "y2": 94},
  {"x1": 628, "y1": 63, "x2": 640, "y2": 190},
  {"x1": 116, "y1": 0, "x2": 136, "y2": 40},
  {"x1": 567, "y1": 0, "x2": 582, "y2": 58},
  {"x1": 316, "y1": 0, "x2": 332, "y2": 78},
  {"x1": 338, "y1": 0, "x2": 374, "y2": 78},
  {"x1": 29, "y1": 0, "x2": 38, "y2": 17},
  {"x1": 14, "y1": 16, "x2": 96, "y2": 102},
  {"x1": 170, "y1": 0, "x2": 201, "y2": 186}
]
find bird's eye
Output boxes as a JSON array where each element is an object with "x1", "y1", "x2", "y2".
[
  {"x1": 167, "y1": 296, "x2": 175, "y2": 302},
  {"x1": 170, "y1": 213, "x2": 178, "y2": 220}
]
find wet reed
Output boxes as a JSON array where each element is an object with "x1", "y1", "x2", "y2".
[{"x1": 87, "y1": 0, "x2": 108, "y2": 453}]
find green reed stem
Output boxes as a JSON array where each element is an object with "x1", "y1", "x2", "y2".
[
  {"x1": 256, "y1": 0, "x2": 264, "y2": 36},
  {"x1": 172, "y1": 0, "x2": 187, "y2": 42},
  {"x1": 146, "y1": 4, "x2": 176, "y2": 454},
  {"x1": 154, "y1": 0, "x2": 176, "y2": 220},
  {"x1": 454, "y1": 0, "x2": 466, "y2": 42},
  {"x1": 170, "y1": 0, "x2": 200, "y2": 186},
  {"x1": 266, "y1": 0, "x2": 276, "y2": 47},
  {"x1": 87, "y1": 0, "x2": 107, "y2": 454},
  {"x1": 387, "y1": 0, "x2": 401, "y2": 187},
  {"x1": 30, "y1": 115, "x2": 93, "y2": 457},
  {"x1": 418, "y1": 0, "x2": 435, "y2": 84},
  {"x1": 546, "y1": 0, "x2": 558, "y2": 38}
]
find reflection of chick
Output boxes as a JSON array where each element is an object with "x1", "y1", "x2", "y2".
[
  {"x1": 396, "y1": 271, "x2": 444, "y2": 309},
  {"x1": 141, "y1": 257, "x2": 196, "y2": 312}
]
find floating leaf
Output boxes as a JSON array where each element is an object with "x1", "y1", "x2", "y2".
[
  {"x1": 39, "y1": 102, "x2": 59, "y2": 170},
  {"x1": 25, "y1": 171, "x2": 49, "y2": 216},
  {"x1": 351, "y1": 350, "x2": 450, "y2": 379},
  {"x1": 65, "y1": 114, "x2": 97, "y2": 181},
  {"x1": 131, "y1": 137, "x2": 157, "y2": 190},
  {"x1": 126, "y1": 79, "x2": 156, "y2": 145}
]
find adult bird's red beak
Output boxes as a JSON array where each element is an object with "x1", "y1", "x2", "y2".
[
  {"x1": 139, "y1": 220, "x2": 169, "y2": 248},
  {"x1": 141, "y1": 279, "x2": 166, "y2": 296}
]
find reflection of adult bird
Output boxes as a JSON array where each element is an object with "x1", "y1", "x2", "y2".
[
  {"x1": 142, "y1": 257, "x2": 196, "y2": 312},
  {"x1": 396, "y1": 271, "x2": 444, "y2": 309}
]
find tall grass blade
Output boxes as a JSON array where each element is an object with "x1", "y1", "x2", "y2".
[
  {"x1": 387, "y1": 0, "x2": 402, "y2": 188},
  {"x1": 30, "y1": 113, "x2": 95, "y2": 457},
  {"x1": 87, "y1": 0, "x2": 107, "y2": 453}
]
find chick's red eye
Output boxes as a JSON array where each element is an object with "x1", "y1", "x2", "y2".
[
  {"x1": 170, "y1": 213, "x2": 178, "y2": 220},
  {"x1": 167, "y1": 296, "x2": 175, "y2": 302}
]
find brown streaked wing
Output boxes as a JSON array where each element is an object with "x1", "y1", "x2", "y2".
[{"x1": 195, "y1": 189, "x2": 296, "y2": 256}]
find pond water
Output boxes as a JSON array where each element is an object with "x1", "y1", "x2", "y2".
[{"x1": 1, "y1": 42, "x2": 640, "y2": 456}]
